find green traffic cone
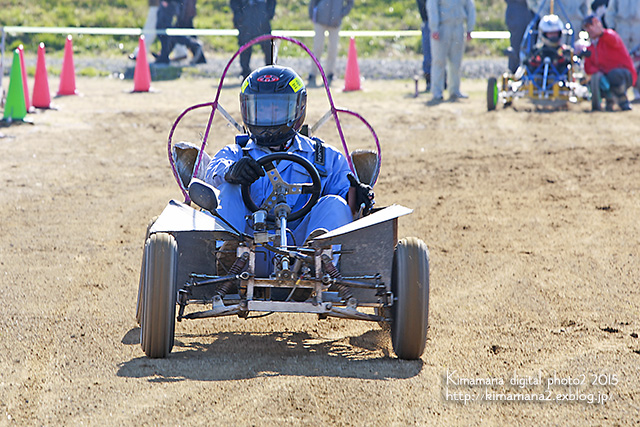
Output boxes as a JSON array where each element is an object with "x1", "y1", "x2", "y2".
[{"x1": 3, "y1": 49, "x2": 27, "y2": 121}]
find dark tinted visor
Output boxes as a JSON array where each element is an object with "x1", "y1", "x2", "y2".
[
  {"x1": 545, "y1": 31, "x2": 561, "y2": 43},
  {"x1": 241, "y1": 93, "x2": 299, "y2": 127}
]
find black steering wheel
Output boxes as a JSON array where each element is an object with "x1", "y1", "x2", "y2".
[{"x1": 241, "y1": 152, "x2": 322, "y2": 222}]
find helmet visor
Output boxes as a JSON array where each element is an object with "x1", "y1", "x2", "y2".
[
  {"x1": 241, "y1": 93, "x2": 301, "y2": 127},
  {"x1": 544, "y1": 31, "x2": 561, "y2": 44}
]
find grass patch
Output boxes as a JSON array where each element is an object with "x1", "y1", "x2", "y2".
[{"x1": 77, "y1": 66, "x2": 111, "y2": 77}]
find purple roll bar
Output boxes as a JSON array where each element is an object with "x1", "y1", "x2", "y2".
[{"x1": 167, "y1": 34, "x2": 382, "y2": 203}]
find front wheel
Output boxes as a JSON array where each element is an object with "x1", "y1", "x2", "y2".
[
  {"x1": 140, "y1": 232, "x2": 178, "y2": 358},
  {"x1": 487, "y1": 77, "x2": 498, "y2": 111},
  {"x1": 135, "y1": 216, "x2": 158, "y2": 325},
  {"x1": 390, "y1": 237, "x2": 430, "y2": 360}
]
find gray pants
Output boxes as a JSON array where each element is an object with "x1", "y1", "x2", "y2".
[
  {"x1": 312, "y1": 22, "x2": 341, "y2": 77},
  {"x1": 430, "y1": 22, "x2": 465, "y2": 98}
]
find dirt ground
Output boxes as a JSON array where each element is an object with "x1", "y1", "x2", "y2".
[{"x1": 1, "y1": 74, "x2": 639, "y2": 426}]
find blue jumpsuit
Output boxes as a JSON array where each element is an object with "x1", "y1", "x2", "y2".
[{"x1": 205, "y1": 133, "x2": 353, "y2": 247}]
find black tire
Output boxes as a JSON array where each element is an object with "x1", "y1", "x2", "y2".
[
  {"x1": 140, "y1": 232, "x2": 178, "y2": 358},
  {"x1": 135, "y1": 216, "x2": 158, "y2": 325},
  {"x1": 487, "y1": 77, "x2": 498, "y2": 111},
  {"x1": 390, "y1": 237, "x2": 430, "y2": 360},
  {"x1": 590, "y1": 72, "x2": 602, "y2": 111}
]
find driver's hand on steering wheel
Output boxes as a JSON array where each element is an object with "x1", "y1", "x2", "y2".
[{"x1": 224, "y1": 157, "x2": 265, "y2": 186}]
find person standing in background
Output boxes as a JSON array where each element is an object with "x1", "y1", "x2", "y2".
[
  {"x1": 505, "y1": 0, "x2": 535, "y2": 73},
  {"x1": 526, "y1": 0, "x2": 589, "y2": 38},
  {"x1": 169, "y1": 0, "x2": 202, "y2": 62},
  {"x1": 155, "y1": 0, "x2": 205, "y2": 64},
  {"x1": 130, "y1": 0, "x2": 160, "y2": 60},
  {"x1": 416, "y1": 0, "x2": 432, "y2": 91},
  {"x1": 308, "y1": 0, "x2": 354, "y2": 87},
  {"x1": 427, "y1": 0, "x2": 476, "y2": 101},
  {"x1": 230, "y1": 0, "x2": 277, "y2": 80}
]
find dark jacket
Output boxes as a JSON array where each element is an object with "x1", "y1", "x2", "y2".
[
  {"x1": 417, "y1": 0, "x2": 428, "y2": 22},
  {"x1": 230, "y1": 0, "x2": 276, "y2": 39},
  {"x1": 308, "y1": 0, "x2": 354, "y2": 28}
]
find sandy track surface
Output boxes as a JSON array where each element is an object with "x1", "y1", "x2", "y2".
[{"x1": 1, "y1": 76, "x2": 639, "y2": 425}]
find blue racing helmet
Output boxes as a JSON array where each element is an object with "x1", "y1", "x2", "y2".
[{"x1": 240, "y1": 65, "x2": 307, "y2": 147}]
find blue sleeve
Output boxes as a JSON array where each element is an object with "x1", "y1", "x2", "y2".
[
  {"x1": 205, "y1": 144, "x2": 242, "y2": 188},
  {"x1": 323, "y1": 145, "x2": 353, "y2": 200}
]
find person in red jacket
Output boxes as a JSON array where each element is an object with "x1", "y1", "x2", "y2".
[{"x1": 582, "y1": 13, "x2": 637, "y2": 111}]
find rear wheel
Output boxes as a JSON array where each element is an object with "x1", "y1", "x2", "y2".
[
  {"x1": 140, "y1": 232, "x2": 178, "y2": 358},
  {"x1": 487, "y1": 77, "x2": 498, "y2": 111},
  {"x1": 390, "y1": 237, "x2": 430, "y2": 360}
]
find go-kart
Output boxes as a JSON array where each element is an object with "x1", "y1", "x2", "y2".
[
  {"x1": 136, "y1": 35, "x2": 430, "y2": 360},
  {"x1": 487, "y1": 0, "x2": 590, "y2": 110}
]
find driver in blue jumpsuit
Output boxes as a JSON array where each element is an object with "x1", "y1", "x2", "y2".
[{"x1": 204, "y1": 65, "x2": 374, "y2": 247}]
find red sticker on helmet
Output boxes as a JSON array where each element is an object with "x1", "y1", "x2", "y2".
[{"x1": 257, "y1": 74, "x2": 280, "y2": 83}]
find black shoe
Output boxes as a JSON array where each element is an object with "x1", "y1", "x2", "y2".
[
  {"x1": 190, "y1": 45, "x2": 204, "y2": 65},
  {"x1": 618, "y1": 95, "x2": 631, "y2": 111},
  {"x1": 195, "y1": 52, "x2": 206, "y2": 64},
  {"x1": 450, "y1": 92, "x2": 469, "y2": 100},
  {"x1": 327, "y1": 73, "x2": 334, "y2": 86},
  {"x1": 425, "y1": 73, "x2": 431, "y2": 92}
]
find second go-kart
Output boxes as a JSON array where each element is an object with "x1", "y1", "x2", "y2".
[
  {"x1": 136, "y1": 35, "x2": 430, "y2": 360},
  {"x1": 487, "y1": 0, "x2": 590, "y2": 110}
]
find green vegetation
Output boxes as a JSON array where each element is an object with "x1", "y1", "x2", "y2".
[{"x1": 1, "y1": 0, "x2": 507, "y2": 58}]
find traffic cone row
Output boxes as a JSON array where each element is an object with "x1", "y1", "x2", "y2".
[{"x1": 3, "y1": 35, "x2": 153, "y2": 122}]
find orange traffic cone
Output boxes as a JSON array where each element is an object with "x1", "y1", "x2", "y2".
[
  {"x1": 133, "y1": 35, "x2": 152, "y2": 92},
  {"x1": 18, "y1": 45, "x2": 32, "y2": 112},
  {"x1": 57, "y1": 35, "x2": 78, "y2": 96},
  {"x1": 32, "y1": 43, "x2": 52, "y2": 109},
  {"x1": 343, "y1": 37, "x2": 361, "y2": 92}
]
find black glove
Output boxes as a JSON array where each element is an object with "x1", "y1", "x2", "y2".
[
  {"x1": 224, "y1": 157, "x2": 265, "y2": 186},
  {"x1": 347, "y1": 173, "x2": 375, "y2": 215}
]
